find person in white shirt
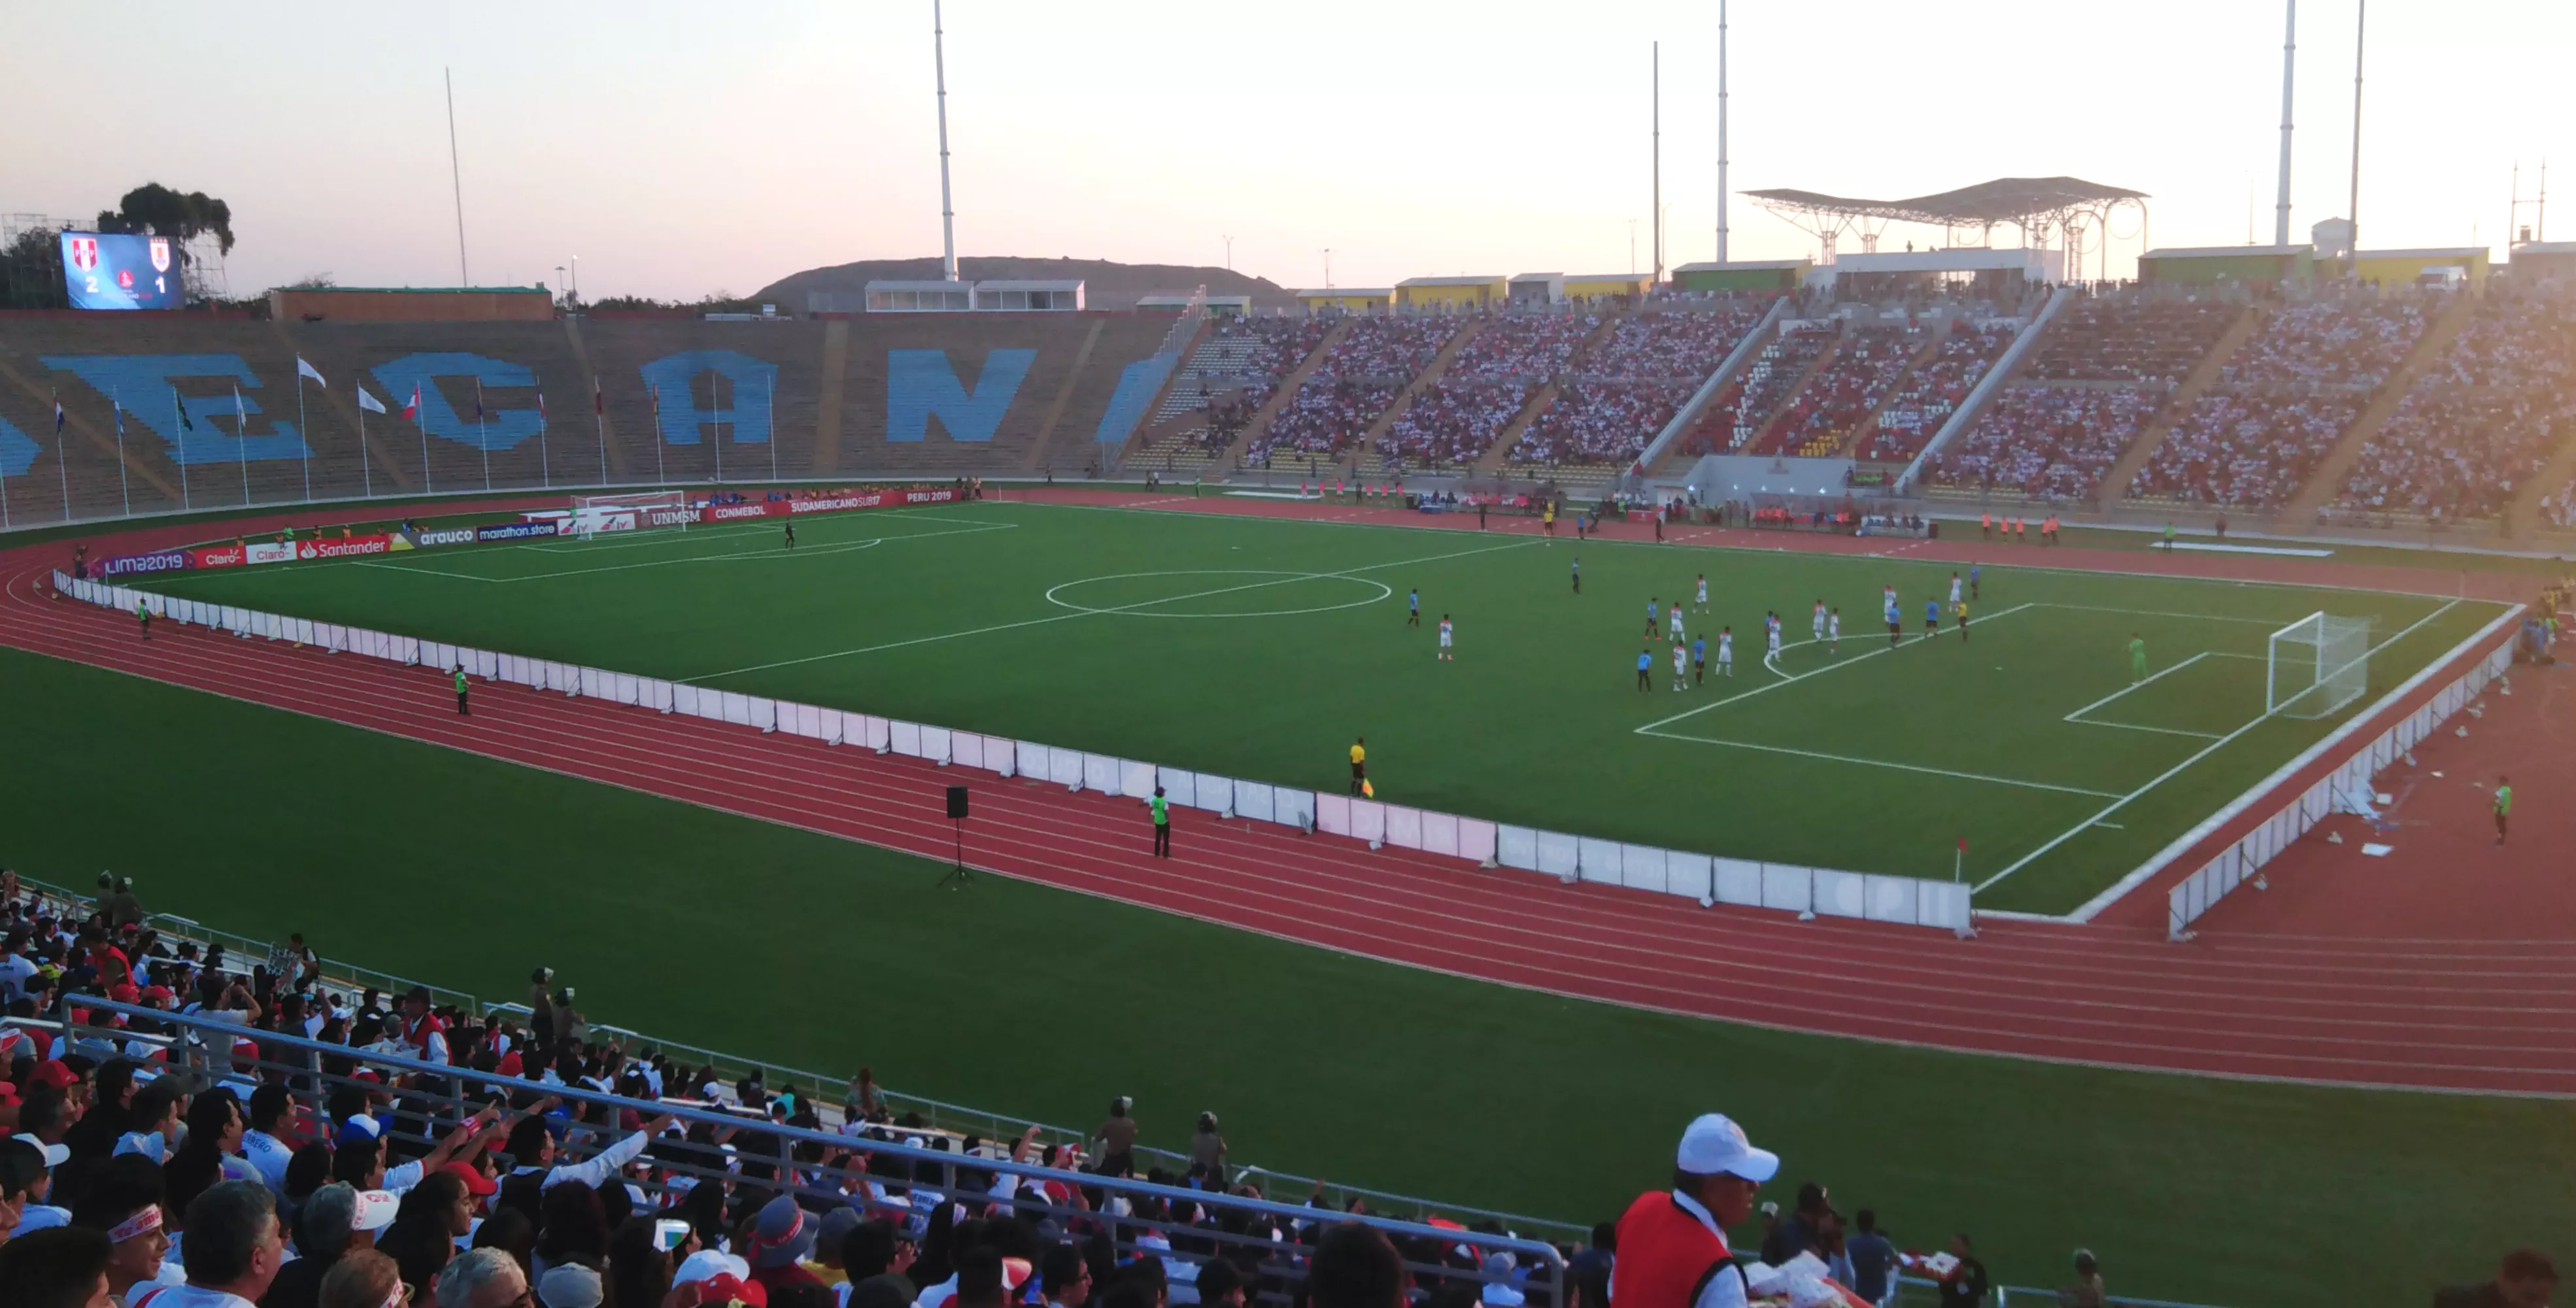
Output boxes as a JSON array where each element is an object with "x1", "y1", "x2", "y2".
[
  {"x1": 1694, "y1": 576, "x2": 1709, "y2": 613},
  {"x1": 238, "y1": 1087, "x2": 299, "y2": 1195},
  {"x1": 129, "y1": 1180, "x2": 284, "y2": 1308},
  {"x1": 502, "y1": 1111, "x2": 675, "y2": 1191},
  {"x1": 1827, "y1": 608, "x2": 1840, "y2": 656},
  {"x1": 0, "y1": 931, "x2": 37, "y2": 1004},
  {"x1": 1811, "y1": 601, "x2": 1825, "y2": 642},
  {"x1": 1716, "y1": 628, "x2": 1733, "y2": 677}
]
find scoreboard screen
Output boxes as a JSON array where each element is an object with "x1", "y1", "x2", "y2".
[{"x1": 61, "y1": 232, "x2": 183, "y2": 310}]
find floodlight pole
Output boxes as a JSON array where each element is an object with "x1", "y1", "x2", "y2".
[
  {"x1": 2273, "y1": 0, "x2": 2296, "y2": 247},
  {"x1": 1716, "y1": 0, "x2": 1729, "y2": 266},
  {"x1": 2346, "y1": 0, "x2": 2364, "y2": 274},
  {"x1": 934, "y1": 0, "x2": 958, "y2": 283},
  {"x1": 1651, "y1": 41, "x2": 1663, "y2": 285},
  {"x1": 446, "y1": 67, "x2": 470, "y2": 284}
]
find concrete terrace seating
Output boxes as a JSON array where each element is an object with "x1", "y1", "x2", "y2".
[
  {"x1": 0, "y1": 311, "x2": 1178, "y2": 525},
  {"x1": 2023, "y1": 296, "x2": 2238, "y2": 384},
  {"x1": 1247, "y1": 316, "x2": 1456, "y2": 465},
  {"x1": 1442, "y1": 311, "x2": 1597, "y2": 379},
  {"x1": 1756, "y1": 325, "x2": 1925, "y2": 457},
  {"x1": 1377, "y1": 381, "x2": 1532, "y2": 472},
  {"x1": 1858, "y1": 322, "x2": 2017, "y2": 462},
  {"x1": 1511, "y1": 381, "x2": 1695, "y2": 470},
  {"x1": 1151, "y1": 316, "x2": 1333, "y2": 426},
  {"x1": 2127, "y1": 389, "x2": 2363, "y2": 507},
  {"x1": 2333, "y1": 285, "x2": 2576, "y2": 522},
  {"x1": 1502, "y1": 304, "x2": 1768, "y2": 473},
  {"x1": 1678, "y1": 326, "x2": 1836, "y2": 456},
  {"x1": 2127, "y1": 290, "x2": 2434, "y2": 509},
  {"x1": 1924, "y1": 385, "x2": 2168, "y2": 500}
]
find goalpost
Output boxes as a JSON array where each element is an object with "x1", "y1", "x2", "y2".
[
  {"x1": 569, "y1": 490, "x2": 690, "y2": 538},
  {"x1": 2266, "y1": 612, "x2": 2372, "y2": 719}
]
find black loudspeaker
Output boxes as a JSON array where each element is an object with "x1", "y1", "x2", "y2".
[{"x1": 946, "y1": 785, "x2": 970, "y2": 820}]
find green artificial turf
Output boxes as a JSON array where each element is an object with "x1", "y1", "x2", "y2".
[
  {"x1": 0, "y1": 645, "x2": 2560, "y2": 1306},
  {"x1": 133, "y1": 500, "x2": 2506, "y2": 914}
]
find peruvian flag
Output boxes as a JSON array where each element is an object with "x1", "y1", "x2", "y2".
[{"x1": 401, "y1": 385, "x2": 421, "y2": 422}]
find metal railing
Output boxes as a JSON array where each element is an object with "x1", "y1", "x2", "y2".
[
  {"x1": 24, "y1": 997, "x2": 1569, "y2": 1308},
  {"x1": 15, "y1": 876, "x2": 1582, "y2": 1237}
]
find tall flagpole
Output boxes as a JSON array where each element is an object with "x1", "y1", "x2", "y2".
[
  {"x1": 767, "y1": 370, "x2": 778, "y2": 483},
  {"x1": 234, "y1": 385, "x2": 250, "y2": 506},
  {"x1": 713, "y1": 373, "x2": 725, "y2": 485},
  {"x1": 419, "y1": 389, "x2": 433, "y2": 493},
  {"x1": 295, "y1": 365, "x2": 311, "y2": 503},
  {"x1": 1651, "y1": 41, "x2": 1663, "y2": 285},
  {"x1": 174, "y1": 388, "x2": 192, "y2": 511},
  {"x1": 113, "y1": 390, "x2": 131, "y2": 517},
  {"x1": 476, "y1": 378, "x2": 492, "y2": 490},
  {"x1": 594, "y1": 383, "x2": 607, "y2": 487},
  {"x1": 539, "y1": 394, "x2": 552, "y2": 487},
  {"x1": 358, "y1": 394, "x2": 373, "y2": 499},
  {"x1": 54, "y1": 397, "x2": 71, "y2": 523}
]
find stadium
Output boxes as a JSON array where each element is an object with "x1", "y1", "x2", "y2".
[{"x1": 0, "y1": 5, "x2": 2569, "y2": 1308}]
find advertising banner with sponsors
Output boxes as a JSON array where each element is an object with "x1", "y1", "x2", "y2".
[
  {"x1": 295, "y1": 534, "x2": 392, "y2": 561},
  {"x1": 476, "y1": 521, "x2": 559, "y2": 543},
  {"x1": 97, "y1": 549, "x2": 190, "y2": 578},
  {"x1": 704, "y1": 487, "x2": 966, "y2": 523},
  {"x1": 245, "y1": 541, "x2": 297, "y2": 565},
  {"x1": 411, "y1": 526, "x2": 481, "y2": 548},
  {"x1": 641, "y1": 506, "x2": 703, "y2": 528},
  {"x1": 190, "y1": 545, "x2": 246, "y2": 570}
]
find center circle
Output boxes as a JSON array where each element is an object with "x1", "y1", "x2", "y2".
[{"x1": 1044, "y1": 570, "x2": 1393, "y2": 619}]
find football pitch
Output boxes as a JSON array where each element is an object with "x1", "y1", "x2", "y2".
[{"x1": 141, "y1": 498, "x2": 2504, "y2": 914}]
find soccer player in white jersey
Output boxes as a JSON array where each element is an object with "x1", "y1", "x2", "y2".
[
  {"x1": 1948, "y1": 572, "x2": 1963, "y2": 606},
  {"x1": 1695, "y1": 574, "x2": 1710, "y2": 613},
  {"x1": 1767, "y1": 615, "x2": 1783, "y2": 661},
  {"x1": 1717, "y1": 626, "x2": 1734, "y2": 676},
  {"x1": 1672, "y1": 641, "x2": 1688, "y2": 691},
  {"x1": 1669, "y1": 604, "x2": 1686, "y2": 642},
  {"x1": 1437, "y1": 614, "x2": 1454, "y2": 661},
  {"x1": 1812, "y1": 599, "x2": 1827, "y2": 641},
  {"x1": 1828, "y1": 606, "x2": 1842, "y2": 655}
]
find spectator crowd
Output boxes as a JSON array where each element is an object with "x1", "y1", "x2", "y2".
[
  {"x1": 2335, "y1": 284, "x2": 2576, "y2": 522},
  {"x1": 1249, "y1": 319, "x2": 1456, "y2": 465},
  {"x1": 1858, "y1": 324, "x2": 2016, "y2": 462},
  {"x1": 1755, "y1": 327, "x2": 1926, "y2": 457}
]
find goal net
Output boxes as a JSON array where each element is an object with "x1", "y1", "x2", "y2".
[
  {"x1": 2267, "y1": 612, "x2": 2372, "y2": 719},
  {"x1": 569, "y1": 490, "x2": 690, "y2": 536}
]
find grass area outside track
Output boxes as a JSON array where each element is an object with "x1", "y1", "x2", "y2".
[
  {"x1": 135, "y1": 500, "x2": 2507, "y2": 915},
  {"x1": 0, "y1": 645, "x2": 2562, "y2": 1307}
]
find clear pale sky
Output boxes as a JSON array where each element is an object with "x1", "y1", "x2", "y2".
[{"x1": 2, "y1": 1, "x2": 2566, "y2": 301}]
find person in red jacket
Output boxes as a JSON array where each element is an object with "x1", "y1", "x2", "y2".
[{"x1": 1608, "y1": 1114, "x2": 1779, "y2": 1308}]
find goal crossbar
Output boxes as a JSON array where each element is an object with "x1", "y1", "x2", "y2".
[{"x1": 2266, "y1": 612, "x2": 2371, "y2": 719}]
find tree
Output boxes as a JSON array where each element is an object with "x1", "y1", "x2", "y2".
[
  {"x1": 0, "y1": 224, "x2": 70, "y2": 310},
  {"x1": 95, "y1": 183, "x2": 235, "y2": 257}
]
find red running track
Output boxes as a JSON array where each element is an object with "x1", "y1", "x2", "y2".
[
  {"x1": 8, "y1": 493, "x2": 2569, "y2": 1095},
  {"x1": 7, "y1": 556, "x2": 2573, "y2": 1095}
]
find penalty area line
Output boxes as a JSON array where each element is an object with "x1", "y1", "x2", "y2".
[{"x1": 1636, "y1": 732, "x2": 2125, "y2": 799}]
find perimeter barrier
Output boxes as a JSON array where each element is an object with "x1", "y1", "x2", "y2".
[
  {"x1": 2161, "y1": 611, "x2": 2518, "y2": 937},
  {"x1": 54, "y1": 571, "x2": 1976, "y2": 935},
  {"x1": 16, "y1": 997, "x2": 1569, "y2": 1308}
]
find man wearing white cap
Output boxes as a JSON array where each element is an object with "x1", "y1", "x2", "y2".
[{"x1": 1606, "y1": 1114, "x2": 1778, "y2": 1308}]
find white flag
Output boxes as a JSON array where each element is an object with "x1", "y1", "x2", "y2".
[
  {"x1": 356, "y1": 387, "x2": 388, "y2": 415},
  {"x1": 296, "y1": 356, "x2": 326, "y2": 387}
]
